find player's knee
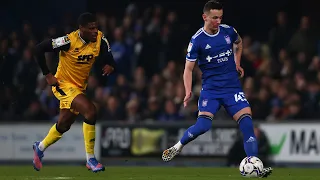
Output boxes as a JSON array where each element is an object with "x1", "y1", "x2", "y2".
[
  {"x1": 84, "y1": 104, "x2": 97, "y2": 124},
  {"x1": 195, "y1": 115, "x2": 212, "y2": 133},
  {"x1": 56, "y1": 121, "x2": 71, "y2": 133},
  {"x1": 233, "y1": 107, "x2": 252, "y2": 121},
  {"x1": 237, "y1": 113, "x2": 252, "y2": 124}
]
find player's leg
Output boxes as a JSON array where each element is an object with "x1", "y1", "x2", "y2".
[
  {"x1": 178, "y1": 111, "x2": 214, "y2": 147},
  {"x1": 33, "y1": 109, "x2": 76, "y2": 171},
  {"x1": 224, "y1": 93, "x2": 272, "y2": 177},
  {"x1": 71, "y1": 94, "x2": 104, "y2": 172},
  {"x1": 39, "y1": 109, "x2": 77, "y2": 151},
  {"x1": 233, "y1": 107, "x2": 273, "y2": 177},
  {"x1": 162, "y1": 90, "x2": 220, "y2": 162},
  {"x1": 232, "y1": 107, "x2": 258, "y2": 157},
  {"x1": 162, "y1": 111, "x2": 214, "y2": 162}
]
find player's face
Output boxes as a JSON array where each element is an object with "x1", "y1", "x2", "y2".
[
  {"x1": 203, "y1": 9, "x2": 223, "y2": 30},
  {"x1": 81, "y1": 22, "x2": 98, "y2": 42}
]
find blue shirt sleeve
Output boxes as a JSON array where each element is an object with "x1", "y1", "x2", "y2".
[
  {"x1": 186, "y1": 37, "x2": 199, "y2": 62},
  {"x1": 230, "y1": 26, "x2": 239, "y2": 43},
  {"x1": 219, "y1": 24, "x2": 239, "y2": 44}
]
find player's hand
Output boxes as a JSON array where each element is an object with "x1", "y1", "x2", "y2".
[
  {"x1": 45, "y1": 73, "x2": 58, "y2": 86},
  {"x1": 183, "y1": 92, "x2": 192, "y2": 108},
  {"x1": 236, "y1": 65, "x2": 244, "y2": 78},
  {"x1": 102, "y1": 64, "x2": 114, "y2": 76}
]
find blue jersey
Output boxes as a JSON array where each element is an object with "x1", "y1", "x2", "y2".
[{"x1": 186, "y1": 24, "x2": 241, "y2": 95}]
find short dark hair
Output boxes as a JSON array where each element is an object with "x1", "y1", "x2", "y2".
[
  {"x1": 78, "y1": 12, "x2": 97, "y2": 26},
  {"x1": 203, "y1": 0, "x2": 223, "y2": 13}
]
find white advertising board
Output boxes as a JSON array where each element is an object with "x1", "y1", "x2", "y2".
[
  {"x1": 0, "y1": 124, "x2": 100, "y2": 161},
  {"x1": 260, "y1": 123, "x2": 320, "y2": 162}
]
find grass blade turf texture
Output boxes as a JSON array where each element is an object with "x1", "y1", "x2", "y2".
[{"x1": 0, "y1": 166, "x2": 319, "y2": 180}]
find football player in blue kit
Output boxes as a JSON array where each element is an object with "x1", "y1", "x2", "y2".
[{"x1": 162, "y1": 0, "x2": 272, "y2": 177}]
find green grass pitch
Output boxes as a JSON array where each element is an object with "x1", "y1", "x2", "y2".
[{"x1": 0, "y1": 166, "x2": 319, "y2": 180}]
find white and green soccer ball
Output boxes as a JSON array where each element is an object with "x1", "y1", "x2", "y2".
[{"x1": 239, "y1": 156, "x2": 264, "y2": 178}]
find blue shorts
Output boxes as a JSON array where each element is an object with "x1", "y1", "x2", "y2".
[{"x1": 198, "y1": 89, "x2": 250, "y2": 117}]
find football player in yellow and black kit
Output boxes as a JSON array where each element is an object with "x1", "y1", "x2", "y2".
[{"x1": 33, "y1": 13, "x2": 116, "y2": 172}]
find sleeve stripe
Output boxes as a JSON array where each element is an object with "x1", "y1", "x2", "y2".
[
  {"x1": 102, "y1": 35, "x2": 111, "y2": 52},
  {"x1": 186, "y1": 58, "x2": 197, "y2": 62},
  {"x1": 192, "y1": 28, "x2": 203, "y2": 39}
]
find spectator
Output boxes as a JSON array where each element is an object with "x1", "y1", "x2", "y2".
[
  {"x1": 158, "y1": 99, "x2": 184, "y2": 121},
  {"x1": 288, "y1": 16, "x2": 317, "y2": 57},
  {"x1": 252, "y1": 88, "x2": 271, "y2": 120},
  {"x1": 23, "y1": 99, "x2": 49, "y2": 121},
  {"x1": 100, "y1": 96, "x2": 126, "y2": 121},
  {"x1": 143, "y1": 96, "x2": 161, "y2": 121},
  {"x1": 111, "y1": 27, "x2": 131, "y2": 79},
  {"x1": 268, "y1": 12, "x2": 292, "y2": 59},
  {"x1": 0, "y1": 8, "x2": 319, "y2": 123},
  {"x1": 125, "y1": 98, "x2": 141, "y2": 123}
]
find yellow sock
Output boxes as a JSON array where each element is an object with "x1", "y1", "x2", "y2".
[
  {"x1": 39, "y1": 124, "x2": 62, "y2": 151},
  {"x1": 83, "y1": 122, "x2": 96, "y2": 159}
]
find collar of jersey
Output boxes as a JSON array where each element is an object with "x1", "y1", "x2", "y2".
[
  {"x1": 202, "y1": 27, "x2": 220, "y2": 37},
  {"x1": 78, "y1": 31, "x2": 87, "y2": 44}
]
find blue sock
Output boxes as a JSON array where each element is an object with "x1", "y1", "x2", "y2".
[
  {"x1": 180, "y1": 115, "x2": 212, "y2": 145},
  {"x1": 238, "y1": 114, "x2": 258, "y2": 157}
]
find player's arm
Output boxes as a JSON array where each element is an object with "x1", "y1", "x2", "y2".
[
  {"x1": 34, "y1": 36, "x2": 70, "y2": 75},
  {"x1": 233, "y1": 29, "x2": 243, "y2": 66},
  {"x1": 183, "y1": 61, "x2": 196, "y2": 95},
  {"x1": 184, "y1": 38, "x2": 198, "y2": 106},
  {"x1": 99, "y1": 35, "x2": 116, "y2": 76}
]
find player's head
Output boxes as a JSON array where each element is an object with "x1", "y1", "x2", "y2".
[
  {"x1": 78, "y1": 12, "x2": 98, "y2": 42},
  {"x1": 202, "y1": 0, "x2": 223, "y2": 30}
]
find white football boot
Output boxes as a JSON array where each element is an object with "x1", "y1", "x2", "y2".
[
  {"x1": 260, "y1": 167, "x2": 273, "y2": 178},
  {"x1": 162, "y1": 146, "x2": 182, "y2": 162}
]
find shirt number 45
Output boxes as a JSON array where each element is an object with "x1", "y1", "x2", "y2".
[{"x1": 234, "y1": 92, "x2": 248, "y2": 103}]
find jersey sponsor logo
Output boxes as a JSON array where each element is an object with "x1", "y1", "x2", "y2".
[
  {"x1": 206, "y1": 56, "x2": 213, "y2": 62},
  {"x1": 187, "y1": 43, "x2": 193, "y2": 52},
  {"x1": 52, "y1": 36, "x2": 70, "y2": 49},
  {"x1": 217, "y1": 57, "x2": 228, "y2": 63},
  {"x1": 206, "y1": 49, "x2": 233, "y2": 63},
  {"x1": 219, "y1": 49, "x2": 232, "y2": 57},
  {"x1": 77, "y1": 54, "x2": 94, "y2": 64}
]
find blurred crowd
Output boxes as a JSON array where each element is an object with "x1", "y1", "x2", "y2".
[{"x1": 0, "y1": 5, "x2": 320, "y2": 122}]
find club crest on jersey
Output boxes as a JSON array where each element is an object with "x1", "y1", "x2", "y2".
[
  {"x1": 202, "y1": 99, "x2": 208, "y2": 107},
  {"x1": 187, "y1": 43, "x2": 193, "y2": 52},
  {"x1": 224, "y1": 35, "x2": 231, "y2": 44}
]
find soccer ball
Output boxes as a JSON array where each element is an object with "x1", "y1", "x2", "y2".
[{"x1": 239, "y1": 156, "x2": 264, "y2": 178}]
